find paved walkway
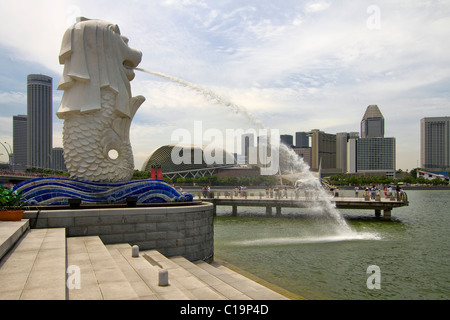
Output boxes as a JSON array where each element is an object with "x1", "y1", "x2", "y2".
[{"x1": 0, "y1": 220, "x2": 294, "y2": 300}]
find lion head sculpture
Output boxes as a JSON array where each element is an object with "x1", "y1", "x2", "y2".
[
  {"x1": 57, "y1": 17, "x2": 145, "y2": 182},
  {"x1": 57, "y1": 17, "x2": 143, "y2": 118}
]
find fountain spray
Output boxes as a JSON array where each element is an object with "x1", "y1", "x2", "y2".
[{"x1": 135, "y1": 67, "x2": 356, "y2": 234}]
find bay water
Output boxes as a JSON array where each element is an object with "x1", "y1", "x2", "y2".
[{"x1": 213, "y1": 189, "x2": 450, "y2": 300}]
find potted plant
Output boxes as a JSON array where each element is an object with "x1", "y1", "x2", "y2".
[{"x1": 0, "y1": 185, "x2": 25, "y2": 221}]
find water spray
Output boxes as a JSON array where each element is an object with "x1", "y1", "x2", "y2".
[{"x1": 135, "y1": 67, "x2": 355, "y2": 234}]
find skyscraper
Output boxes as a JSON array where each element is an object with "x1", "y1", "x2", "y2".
[
  {"x1": 308, "y1": 129, "x2": 336, "y2": 171},
  {"x1": 52, "y1": 147, "x2": 66, "y2": 171},
  {"x1": 361, "y1": 105, "x2": 384, "y2": 138},
  {"x1": 27, "y1": 74, "x2": 53, "y2": 170},
  {"x1": 357, "y1": 137, "x2": 396, "y2": 175},
  {"x1": 295, "y1": 132, "x2": 309, "y2": 148},
  {"x1": 280, "y1": 135, "x2": 294, "y2": 147},
  {"x1": 13, "y1": 115, "x2": 28, "y2": 171},
  {"x1": 336, "y1": 132, "x2": 359, "y2": 173},
  {"x1": 420, "y1": 117, "x2": 450, "y2": 170},
  {"x1": 241, "y1": 133, "x2": 254, "y2": 164},
  {"x1": 356, "y1": 105, "x2": 396, "y2": 177}
]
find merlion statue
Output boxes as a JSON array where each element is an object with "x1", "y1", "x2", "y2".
[{"x1": 57, "y1": 17, "x2": 145, "y2": 182}]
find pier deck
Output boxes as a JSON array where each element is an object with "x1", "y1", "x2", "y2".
[{"x1": 200, "y1": 192, "x2": 409, "y2": 221}]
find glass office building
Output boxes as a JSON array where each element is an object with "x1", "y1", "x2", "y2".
[{"x1": 420, "y1": 117, "x2": 450, "y2": 170}]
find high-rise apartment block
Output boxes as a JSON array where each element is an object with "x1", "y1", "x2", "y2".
[
  {"x1": 420, "y1": 117, "x2": 450, "y2": 170},
  {"x1": 27, "y1": 74, "x2": 53, "y2": 170}
]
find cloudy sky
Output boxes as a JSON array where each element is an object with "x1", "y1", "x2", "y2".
[{"x1": 0, "y1": 0, "x2": 449, "y2": 171}]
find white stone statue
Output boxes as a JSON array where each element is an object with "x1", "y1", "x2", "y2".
[{"x1": 57, "y1": 17, "x2": 145, "y2": 182}]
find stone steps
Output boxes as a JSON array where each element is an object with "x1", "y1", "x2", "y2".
[
  {"x1": 169, "y1": 256, "x2": 252, "y2": 300},
  {"x1": 146, "y1": 251, "x2": 289, "y2": 300},
  {"x1": 67, "y1": 236, "x2": 139, "y2": 300},
  {"x1": 0, "y1": 221, "x2": 291, "y2": 300},
  {"x1": 141, "y1": 249, "x2": 231, "y2": 300},
  {"x1": 0, "y1": 224, "x2": 66, "y2": 300},
  {"x1": 193, "y1": 260, "x2": 289, "y2": 300},
  {"x1": 0, "y1": 220, "x2": 29, "y2": 261},
  {"x1": 107, "y1": 243, "x2": 191, "y2": 300}
]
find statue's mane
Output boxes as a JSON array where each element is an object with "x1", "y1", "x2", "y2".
[{"x1": 57, "y1": 18, "x2": 135, "y2": 118}]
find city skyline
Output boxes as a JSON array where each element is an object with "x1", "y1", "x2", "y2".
[{"x1": 1, "y1": 1, "x2": 449, "y2": 171}]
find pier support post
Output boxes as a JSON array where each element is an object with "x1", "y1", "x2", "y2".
[
  {"x1": 232, "y1": 205, "x2": 237, "y2": 217},
  {"x1": 276, "y1": 206, "x2": 282, "y2": 216},
  {"x1": 383, "y1": 209, "x2": 392, "y2": 221},
  {"x1": 375, "y1": 210, "x2": 381, "y2": 218},
  {"x1": 266, "y1": 206, "x2": 272, "y2": 216}
]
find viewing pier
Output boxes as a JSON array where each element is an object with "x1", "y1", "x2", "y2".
[{"x1": 199, "y1": 190, "x2": 409, "y2": 221}]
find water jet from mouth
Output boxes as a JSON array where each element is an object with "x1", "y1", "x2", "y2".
[{"x1": 135, "y1": 67, "x2": 361, "y2": 237}]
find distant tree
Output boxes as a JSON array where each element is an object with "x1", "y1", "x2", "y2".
[
  {"x1": 132, "y1": 170, "x2": 149, "y2": 180},
  {"x1": 401, "y1": 175, "x2": 416, "y2": 184},
  {"x1": 431, "y1": 178, "x2": 446, "y2": 185}
]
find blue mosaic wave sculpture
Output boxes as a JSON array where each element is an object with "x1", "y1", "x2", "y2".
[{"x1": 14, "y1": 177, "x2": 193, "y2": 206}]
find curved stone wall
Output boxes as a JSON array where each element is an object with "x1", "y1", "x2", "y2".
[{"x1": 23, "y1": 202, "x2": 214, "y2": 262}]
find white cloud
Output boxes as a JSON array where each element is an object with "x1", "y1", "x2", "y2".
[
  {"x1": 1, "y1": 0, "x2": 450, "y2": 171},
  {"x1": 0, "y1": 1, "x2": 67, "y2": 74},
  {"x1": 305, "y1": 1, "x2": 331, "y2": 13},
  {"x1": 0, "y1": 91, "x2": 26, "y2": 105}
]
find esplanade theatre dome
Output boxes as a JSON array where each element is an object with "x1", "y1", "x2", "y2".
[{"x1": 142, "y1": 145, "x2": 237, "y2": 173}]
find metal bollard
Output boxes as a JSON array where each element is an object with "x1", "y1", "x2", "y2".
[
  {"x1": 132, "y1": 245, "x2": 139, "y2": 257},
  {"x1": 159, "y1": 269, "x2": 169, "y2": 286}
]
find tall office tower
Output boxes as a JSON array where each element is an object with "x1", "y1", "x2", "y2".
[
  {"x1": 13, "y1": 115, "x2": 28, "y2": 171},
  {"x1": 420, "y1": 117, "x2": 450, "y2": 170},
  {"x1": 280, "y1": 135, "x2": 294, "y2": 147},
  {"x1": 357, "y1": 105, "x2": 396, "y2": 177},
  {"x1": 27, "y1": 74, "x2": 53, "y2": 170},
  {"x1": 361, "y1": 105, "x2": 385, "y2": 138},
  {"x1": 308, "y1": 129, "x2": 336, "y2": 171},
  {"x1": 241, "y1": 133, "x2": 255, "y2": 164},
  {"x1": 295, "y1": 132, "x2": 309, "y2": 148}
]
